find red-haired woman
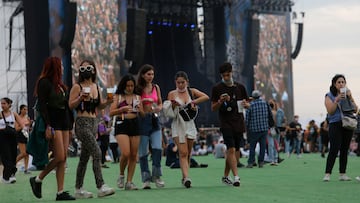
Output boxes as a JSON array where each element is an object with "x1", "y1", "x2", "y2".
[{"x1": 29, "y1": 56, "x2": 75, "y2": 200}]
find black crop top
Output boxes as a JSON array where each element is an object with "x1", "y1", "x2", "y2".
[{"x1": 75, "y1": 84, "x2": 101, "y2": 114}]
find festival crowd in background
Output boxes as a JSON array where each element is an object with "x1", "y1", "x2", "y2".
[{"x1": 1, "y1": 59, "x2": 360, "y2": 201}]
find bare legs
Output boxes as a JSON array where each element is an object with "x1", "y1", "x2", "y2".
[
  {"x1": 38, "y1": 130, "x2": 70, "y2": 192},
  {"x1": 116, "y1": 135, "x2": 140, "y2": 183},
  {"x1": 173, "y1": 137, "x2": 194, "y2": 180},
  {"x1": 16, "y1": 143, "x2": 29, "y2": 171}
]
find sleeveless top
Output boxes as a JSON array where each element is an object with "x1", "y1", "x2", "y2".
[
  {"x1": 0, "y1": 112, "x2": 15, "y2": 129},
  {"x1": 326, "y1": 92, "x2": 341, "y2": 123},
  {"x1": 75, "y1": 84, "x2": 101, "y2": 114},
  {"x1": 141, "y1": 85, "x2": 158, "y2": 105},
  {"x1": 174, "y1": 91, "x2": 192, "y2": 108}
]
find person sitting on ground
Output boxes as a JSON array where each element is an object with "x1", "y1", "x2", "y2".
[
  {"x1": 214, "y1": 137, "x2": 227, "y2": 158},
  {"x1": 166, "y1": 140, "x2": 207, "y2": 169}
]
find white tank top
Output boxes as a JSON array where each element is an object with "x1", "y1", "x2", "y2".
[{"x1": 0, "y1": 112, "x2": 15, "y2": 129}]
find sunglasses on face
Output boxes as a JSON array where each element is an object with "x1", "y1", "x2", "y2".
[{"x1": 79, "y1": 65, "x2": 94, "y2": 72}]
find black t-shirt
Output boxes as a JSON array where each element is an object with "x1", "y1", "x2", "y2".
[{"x1": 211, "y1": 82, "x2": 248, "y2": 133}]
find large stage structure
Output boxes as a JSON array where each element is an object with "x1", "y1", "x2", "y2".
[{"x1": 18, "y1": 0, "x2": 301, "y2": 125}]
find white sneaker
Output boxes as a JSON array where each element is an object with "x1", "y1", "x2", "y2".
[
  {"x1": 117, "y1": 175, "x2": 125, "y2": 188},
  {"x1": 98, "y1": 184, "x2": 115, "y2": 197},
  {"x1": 74, "y1": 188, "x2": 93, "y2": 199},
  {"x1": 125, "y1": 182, "x2": 138, "y2": 190},
  {"x1": 152, "y1": 177, "x2": 165, "y2": 188},
  {"x1": 339, "y1": 174, "x2": 351, "y2": 181},
  {"x1": 323, "y1": 174, "x2": 330, "y2": 182},
  {"x1": 142, "y1": 181, "x2": 151, "y2": 189},
  {"x1": 182, "y1": 177, "x2": 191, "y2": 188},
  {"x1": 233, "y1": 176, "x2": 240, "y2": 187},
  {"x1": 221, "y1": 176, "x2": 233, "y2": 186},
  {"x1": 9, "y1": 176, "x2": 16, "y2": 183},
  {"x1": 355, "y1": 176, "x2": 360, "y2": 182},
  {"x1": 1, "y1": 178, "x2": 15, "y2": 184}
]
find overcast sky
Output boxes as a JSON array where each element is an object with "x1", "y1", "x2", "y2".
[
  {"x1": 291, "y1": 0, "x2": 360, "y2": 125},
  {"x1": 1, "y1": 0, "x2": 360, "y2": 126}
]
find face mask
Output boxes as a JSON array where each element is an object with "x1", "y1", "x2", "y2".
[
  {"x1": 124, "y1": 90, "x2": 132, "y2": 95},
  {"x1": 81, "y1": 71, "x2": 92, "y2": 80},
  {"x1": 222, "y1": 78, "x2": 234, "y2": 86}
]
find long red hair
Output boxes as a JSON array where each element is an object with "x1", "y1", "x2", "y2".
[{"x1": 34, "y1": 56, "x2": 67, "y2": 96}]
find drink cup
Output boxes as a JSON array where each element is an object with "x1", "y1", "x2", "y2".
[
  {"x1": 83, "y1": 87, "x2": 91, "y2": 94},
  {"x1": 107, "y1": 88, "x2": 114, "y2": 100},
  {"x1": 237, "y1": 100, "x2": 244, "y2": 113},
  {"x1": 340, "y1": 87, "x2": 347, "y2": 98}
]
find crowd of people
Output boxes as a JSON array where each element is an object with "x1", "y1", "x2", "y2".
[{"x1": 1, "y1": 58, "x2": 360, "y2": 201}]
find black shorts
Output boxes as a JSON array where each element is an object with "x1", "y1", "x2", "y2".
[
  {"x1": 16, "y1": 131, "x2": 28, "y2": 144},
  {"x1": 220, "y1": 128, "x2": 243, "y2": 151},
  {"x1": 48, "y1": 108, "x2": 73, "y2": 131},
  {"x1": 114, "y1": 118, "x2": 140, "y2": 136}
]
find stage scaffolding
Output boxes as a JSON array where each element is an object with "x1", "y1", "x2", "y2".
[{"x1": 1, "y1": 0, "x2": 27, "y2": 109}]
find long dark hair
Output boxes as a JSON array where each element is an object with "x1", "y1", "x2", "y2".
[
  {"x1": 19, "y1": 104, "x2": 27, "y2": 114},
  {"x1": 137, "y1": 64, "x2": 155, "y2": 93},
  {"x1": 115, "y1": 74, "x2": 136, "y2": 95},
  {"x1": 330, "y1": 74, "x2": 346, "y2": 96},
  {"x1": 78, "y1": 59, "x2": 97, "y2": 83}
]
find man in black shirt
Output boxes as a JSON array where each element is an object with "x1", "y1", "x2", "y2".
[{"x1": 211, "y1": 62, "x2": 248, "y2": 187}]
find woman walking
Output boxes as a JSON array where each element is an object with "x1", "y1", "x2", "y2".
[
  {"x1": 68, "y1": 59, "x2": 115, "y2": 198},
  {"x1": 29, "y1": 56, "x2": 75, "y2": 200},
  {"x1": 0, "y1": 97, "x2": 24, "y2": 184},
  {"x1": 15, "y1": 104, "x2": 31, "y2": 174},
  {"x1": 110, "y1": 74, "x2": 143, "y2": 190},
  {"x1": 164, "y1": 71, "x2": 209, "y2": 188},
  {"x1": 137, "y1": 64, "x2": 164, "y2": 189}
]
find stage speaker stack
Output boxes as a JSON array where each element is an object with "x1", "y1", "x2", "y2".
[{"x1": 124, "y1": 8, "x2": 147, "y2": 74}]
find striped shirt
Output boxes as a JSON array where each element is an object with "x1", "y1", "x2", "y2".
[{"x1": 245, "y1": 98, "x2": 271, "y2": 133}]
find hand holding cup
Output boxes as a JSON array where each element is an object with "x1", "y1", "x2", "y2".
[{"x1": 340, "y1": 87, "x2": 347, "y2": 99}]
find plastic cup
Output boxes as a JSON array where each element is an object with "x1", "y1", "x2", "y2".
[
  {"x1": 340, "y1": 87, "x2": 347, "y2": 98},
  {"x1": 83, "y1": 87, "x2": 91, "y2": 94},
  {"x1": 107, "y1": 88, "x2": 114, "y2": 100}
]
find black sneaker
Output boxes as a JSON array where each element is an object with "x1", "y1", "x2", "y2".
[
  {"x1": 101, "y1": 164, "x2": 109, "y2": 168},
  {"x1": 56, "y1": 191, "x2": 76, "y2": 201},
  {"x1": 237, "y1": 163, "x2": 245, "y2": 168},
  {"x1": 29, "y1": 176, "x2": 42, "y2": 199}
]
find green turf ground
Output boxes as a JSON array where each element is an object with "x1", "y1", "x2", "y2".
[{"x1": 1, "y1": 153, "x2": 359, "y2": 203}]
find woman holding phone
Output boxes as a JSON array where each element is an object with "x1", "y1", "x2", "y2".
[{"x1": 165, "y1": 71, "x2": 209, "y2": 188}]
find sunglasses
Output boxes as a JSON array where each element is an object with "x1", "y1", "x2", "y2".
[{"x1": 79, "y1": 65, "x2": 94, "y2": 72}]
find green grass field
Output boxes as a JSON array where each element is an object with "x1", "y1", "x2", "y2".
[{"x1": 1, "y1": 153, "x2": 359, "y2": 203}]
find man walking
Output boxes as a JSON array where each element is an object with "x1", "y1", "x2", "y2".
[
  {"x1": 211, "y1": 62, "x2": 248, "y2": 187},
  {"x1": 245, "y1": 90, "x2": 274, "y2": 168}
]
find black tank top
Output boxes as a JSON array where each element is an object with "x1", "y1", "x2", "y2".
[{"x1": 75, "y1": 84, "x2": 101, "y2": 114}]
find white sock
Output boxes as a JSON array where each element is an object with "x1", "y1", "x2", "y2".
[
  {"x1": 57, "y1": 190, "x2": 64, "y2": 195},
  {"x1": 35, "y1": 176, "x2": 42, "y2": 183}
]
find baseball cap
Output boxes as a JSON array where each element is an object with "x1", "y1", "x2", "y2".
[{"x1": 251, "y1": 90, "x2": 261, "y2": 98}]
